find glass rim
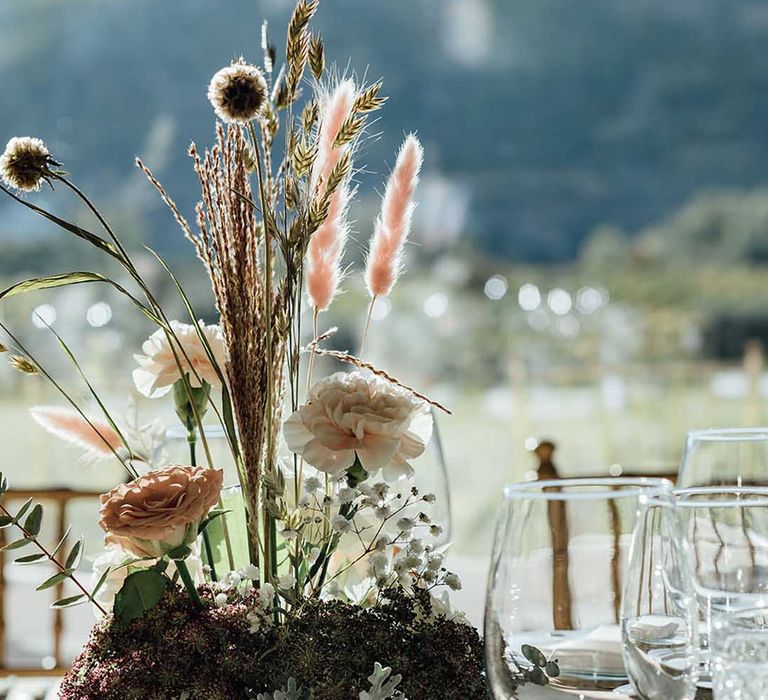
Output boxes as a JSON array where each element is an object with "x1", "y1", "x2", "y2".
[
  {"x1": 502, "y1": 476, "x2": 672, "y2": 501},
  {"x1": 674, "y1": 485, "x2": 768, "y2": 508},
  {"x1": 686, "y1": 427, "x2": 768, "y2": 443}
]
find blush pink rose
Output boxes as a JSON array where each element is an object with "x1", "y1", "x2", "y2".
[{"x1": 98, "y1": 465, "x2": 223, "y2": 558}]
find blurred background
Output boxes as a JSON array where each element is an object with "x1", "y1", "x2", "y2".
[{"x1": 3, "y1": 0, "x2": 768, "y2": 671}]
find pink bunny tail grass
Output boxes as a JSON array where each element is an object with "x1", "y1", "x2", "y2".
[
  {"x1": 29, "y1": 406, "x2": 123, "y2": 460},
  {"x1": 364, "y1": 134, "x2": 424, "y2": 298},
  {"x1": 311, "y1": 78, "x2": 356, "y2": 189},
  {"x1": 306, "y1": 185, "x2": 350, "y2": 311}
]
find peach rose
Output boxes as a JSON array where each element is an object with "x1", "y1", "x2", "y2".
[
  {"x1": 283, "y1": 371, "x2": 433, "y2": 481},
  {"x1": 98, "y1": 465, "x2": 223, "y2": 558}
]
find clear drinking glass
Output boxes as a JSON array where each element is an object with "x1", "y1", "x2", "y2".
[
  {"x1": 711, "y1": 607, "x2": 768, "y2": 700},
  {"x1": 678, "y1": 429, "x2": 768, "y2": 488},
  {"x1": 620, "y1": 492, "x2": 698, "y2": 700},
  {"x1": 485, "y1": 477, "x2": 671, "y2": 699}
]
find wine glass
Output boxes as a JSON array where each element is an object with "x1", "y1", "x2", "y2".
[
  {"x1": 484, "y1": 477, "x2": 671, "y2": 698},
  {"x1": 620, "y1": 492, "x2": 698, "y2": 700},
  {"x1": 711, "y1": 607, "x2": 768, "y2": 699},
  {"x1": 678, "y1": 429, "x2": 768, "y2": 488}
]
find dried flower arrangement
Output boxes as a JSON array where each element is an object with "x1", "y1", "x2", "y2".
[{"x1": 0, "y1": 1, "x2": 488, "y2": 697}]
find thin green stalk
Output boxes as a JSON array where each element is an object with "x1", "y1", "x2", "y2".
[
  {"x1": 175, "y1": 558, "x2": 203, "y2": 611},
  {"x1": 188, "y1": 432, "x2": 218, "y2": 582}
]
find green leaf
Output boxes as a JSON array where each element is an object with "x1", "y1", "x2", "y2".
[
  {"x1": 0, "y1": 473, "x2": 7, "y2": 496},
  {"x1": 0, "y1": 273, "x2": 160, "y2": 324},
  {"x1": 52, "y1": 594, "x2": 86, "y2": 609},
  {"x1": 50, "y1": 525, "x2": 72, "y2": 557},
  {"x1": 14, "y1": 553, "x2": 46, "y2": 565},
  {"x1": 13, "y1": 498, "x2": 33, "y2": 523},
  {"x1": 91, "y1": 567, "x2": 111, "y2": 597},
  {"x1": 3, "y1": 537, "x2": 32, "y2": 551},
  {"x1": 23, "y1": 504, "x2": 43, "y2": 536},
  {"x1": 37, "y1": 570, "x2": 73, "y2": 591},
  {"x1": 113, "y1": 569, "x2": 168, "y2": 627},
  {"x1": 545, "y1": 661, "x2": 560, "y2": 678},
  {"x1": 65, "y1": 538, "x2": 84, "y2": 569},
  {"x1": 0, "y1": 515, "x2": 13, "y2": 528},
  {"x1": 522, "y1": 644, "x2": 547, "y2": 668},
  {"x1": 198, "y1": 509, "x2": 231, "y2": 535},
  {"x1": 166, "y1": 544, "x2": 192, "y2": 560}
]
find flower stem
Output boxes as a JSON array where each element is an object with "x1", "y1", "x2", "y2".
[
  {"x1": 174, "y1": 558, "x2": 203, "y2": 611},
  {"x1": 359, "y1": 295, "x2": 377, "y2": 359},
  {"x1": 188, "y1": 431, "x2": 219, "y2": 582}
]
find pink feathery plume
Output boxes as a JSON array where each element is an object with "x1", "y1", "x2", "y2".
[
  {"x1": 29, "y1": 406, "x2": 124, "y2": 460},
  {"x1": 306, "y1": 79, "x2": 356, "y2": 311},
  {"x1": 365, "y1": 134, "x2": 424, "y2": 298}
]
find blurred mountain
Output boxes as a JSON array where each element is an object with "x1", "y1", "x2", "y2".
[{"x1": 2, "y1": 0, "x2": 768, "y2": 265}]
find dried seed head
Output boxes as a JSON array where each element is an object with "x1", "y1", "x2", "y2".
[
  {"x1": 207, "y1": 60, "x2": 268, "y2": 124},
  {"x1": 9, "y1": 354, "x2": 38, "y2": 375},
  {"x1": 0, "y1": 137, "x2": 57, "y2": 192}
]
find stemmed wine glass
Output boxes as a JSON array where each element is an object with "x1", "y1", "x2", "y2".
[
  {"x1": 678, "y1": 429, "x2": 768, "y2": 488},
  {"x1": 484, "y1": 477, "x2": 670, "y2": 699}
]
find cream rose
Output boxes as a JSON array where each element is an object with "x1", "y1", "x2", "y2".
[
  {"x1": 133, "y1": 320, "x2": 227, "y2": 398},
  {"x1": 98, "y1": 465, "x2": 223, "y2": 558},
  {"x1": 283, "y1": 371, "x2": 433, "y2": 481}
]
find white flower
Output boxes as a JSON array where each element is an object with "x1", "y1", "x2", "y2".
[
  {"x1": 396, "y1": 517, "x2": 414, "y2": 532},
  {"x1": 427, "y1": 554, "x2": 444, "y2": 571},
  {"x1": 430, "y1": 590, "x2": 469, "y2": 625},
  {"x1": 308, "y1": 547, "x2": 322, "y2": 565},
  {"x1": 374, "y1": 535, "x2": 389, "y2": 552},
  {"x1": 429, "y1": 524, "x2": 444, "y2": 538},
  {"x1": 283, "y1": 371, "x2": 433, "y2": 480},
  {"x1": 247, "y1": 611, "x2": 262, "y2": 634},
  {"x1": 0, "y1": 136, "x2": 55, "y2": 192},
  {"x1": 372, "y1": 482, "x2": 390, "y2": 498},
  {"x1": 133, "y1": 320, "x2": 227, "y2": 398},
  {"x1": 214, "y1": 592, "x2": 229, "y2": 607},
  {"x1": 304, "y1": 476, "x2": 323, "y2": 493},
  {"x1": 278, "y1": 572, "x2": 296, "y2": 589},
  {"x1": 368, "y1": 552, "x2": 389, "y2": 578},
  {"x1": 337, "y1": 486, "x2": 357, "y2": 504},
  {"x1": 444, "y1": 572, "x2": 462, "y2": 591},
  {"x1": 332, "y1": 515, "x2": 353, "y2": 534},
  {"x1": 281, "y1": 528, "x2": 299, "y2": 540},
  {"x1": 241, "y1": 564, "x2": 260, "y2": 581},
  {"x1": 407, "y1": 539, "x2": 424, "y2": 556},
  {"x1": 374, "y1": 505, "x2": 391, "y2": 520},
  {"x1": 422, "y1": 493, "x2": 437, "y2": 504},
  {"x1": 258, "y1": 582, "x2": 276, "y2": 608}
]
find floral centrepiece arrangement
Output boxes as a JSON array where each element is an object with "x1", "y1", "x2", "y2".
[{"x1": 0, "y1": 1, "x2": 487, "y2": 698}]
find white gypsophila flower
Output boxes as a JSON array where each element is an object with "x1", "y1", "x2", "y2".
[
  {"x1": 405, "y1": 554, "x2": 422, "y2": 569},
  {"x1": 337, "y1": 486, "x2": 357, "y2": 504},
  {"x1": 374, "y1": 505, "x2": 391, "y2": 520},
  {"x1": 399, "y1": 572, "x2": 415, "y2": 590},
  {"x1": 430, "y1": 590, "x2": 469, "y2": 625},
  {"x1": 372, "y1": 482, "x2": 390, "y2": 498},
  {"x1": 281, "y1": 528, "x2": 299, "y2": 540},
  {"x1": 304, "y1": 476, "x2": 323, "y2": 493},
  {"x1": 396, "y1": 517, "x2": 414, "y2": 532},
  {"x1": 247, "y1": 611, "x2": 262, "y2": 634},
  {"x1": 444, "y1": 572, "x2": 462, "y2": 591},
  {"x1": 242, "y1": 564, "x2": 260, "y2": 581},
  {"x1": 283, "y1": 371, "x2": 433, "y2": 480},
  {"x1": 214, "y1": 592, "x2": 229, "y2": 607},
  {"x1": 430, "y1": 524, "x2": 444, "y2": 538},
  {"x1": 368, "y1": 552, "x2": 389, "y2": 578},
  {"x1": 375, "y1": 536, "x2": 389, "y2": 552},
  {"x1": 258, "y1": 582, "x2": 275, "y2": 609},
  {"x1": 223, "y1": 571, "x2": 242, "y2": 588},
  {"x1": 422, "y1": 570, "x2": 437, "y2": 584},
  {"x1": 207, "y1": 59, "x2": 268, "y2": 124},
  {"x1": 308, "y1": 547, "x2": 322, "y2": 565},
  {"x1": 407, "y1": 539, "x2": 424, "y2": 556},
  {"x1": 298, "y1": 496, "x2": 311, "y2": 509},
  {"x1": 278, "y1": 572, "x2": 296, "y2": 589},
  {"x1": 0, "y1": 136, "x2": 56, "y2": 192},
  {"x1": 133, "y1": 320, "x2": 227, "y2": 398},
  {"x1": 422, "y1": 493, "x2": 437, "y2": 504},
  {"x1": 427, "y1": 554, "x2": 444, "y2": 571},
  {"x1": 332, "y1": 515, "x2": 352, "y2": 534}
]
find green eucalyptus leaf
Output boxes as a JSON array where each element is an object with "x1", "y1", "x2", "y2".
[
  {"x1": 52, "y1": 594, "x2": 86, "y2": 609},
  {"x1": 528, "y1": 666, "x2": 547, "y2": 686},
  {"x1": 23, "y1": 504, "x2": 43, "y2": 536},
  {"x1": 37, "y1": 570, "x2": 73, "y2": 591},
  {"x1": 3, "y1": 537, "x2": 32, "y2": 551},
  {"x1": 545, "y1": 661, "x2": 560, "y2": 678},
  {"x1": 65, "y1": 538, "x2": 84, "y2": 569},
  {"x1": 14, "y1": 553, "x2": 47, "y2": 565},
  {"x1": 0, "y1": 474, "x2": 7, "y2": 495},
  {"x1": 0, "y1": 515, "x2": 13, "y2": 528},
  {"x1": 13, "y1": 498, "x2": 33, "y2": 523},
  {"x1": 91, "y1": 567, "x2": 112, "y2": 596},
  {"x1": 51, "y1": 525, "x2": 72, "y2": 557},
  {"x1": 113, "y1": 569, "x2": 168, "y2": 627},
  {"x1": 522, "y1": 644, "x2": 547, "y2": 668}
]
